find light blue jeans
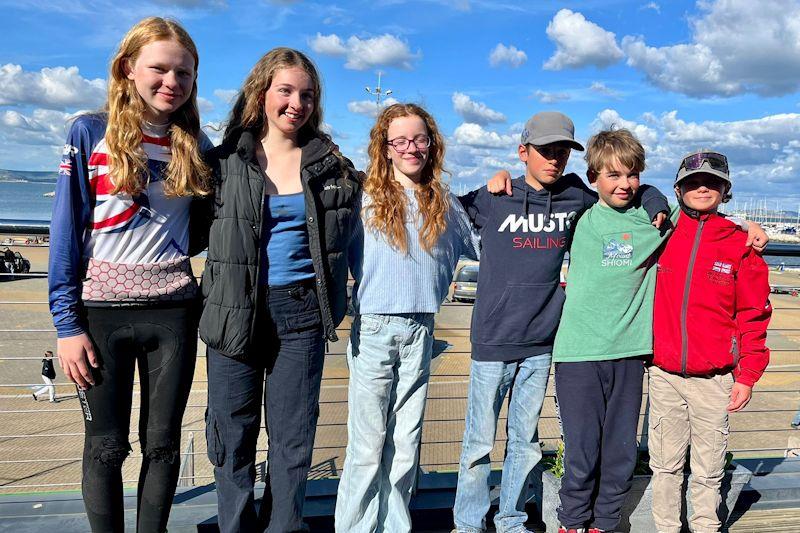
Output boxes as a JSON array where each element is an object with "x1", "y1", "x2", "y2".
[
  {"x1": 453, "y1": 354, "x2": 552, "y2": 533},
  {"x1": 335, "y1": 313, "x2": 435, "y2": 533}
]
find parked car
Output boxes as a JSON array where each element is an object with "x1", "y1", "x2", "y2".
[{"x1": 452, "y1": 264, "x2": 479, "y2": 303}]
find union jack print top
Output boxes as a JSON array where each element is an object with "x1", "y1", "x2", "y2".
[{"x1": 48, "y1": 114, "x2": 213, "y2": 338}]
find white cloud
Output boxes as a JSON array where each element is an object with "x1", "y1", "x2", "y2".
[
  {"x1": 308, "y1": 33, "x2": 347, "y2": 56},
  {"x1": 0, "y1": 108, "x2": 73, "y2": 146},
  {"x1": 452, "y1": 123, "x2": 517, "y2": 149},
  {"x1": 197, "y1": 97, "x2": 214, "y2": 114},
  {"x1": 589, "y1": 108, "x2": 800, "y2": 201},
  {"x1": 622, "y1": 36, "x2": 738, "y2": 97},
  {"x1": 544, "y1": 9, "x2": 623, "y2": 70},
  {"x1": 640, "y1": 2, "x2": 660, "y2": 13},
  {"x1": 452, "y1": 93, "x2": 506, "y2": 125},
  {"x1": 310, "y1": 33, "x2": 419, "y2": 70},
  {"x1": 533, "y1": 90, "x2": 571, "y2": 104},
  {"x1": 488, "y1": 43, "x2": 527, "y2": 68},
  {"x1": 320, "y1": 121, "x2": 349, "y2": 140},
  {"x1": 0, "y1": 64, "x2": 106, "y2": 109},
  {"x1": 589, "y1": 81, "x2": 621, "y2": 98},
  {"x1": 446, "y1": 127, "x2": 523, "y2": 191},
  {"x1": 213, "y1": 89, "x2": 238, "y2": 104},
  {"x1": 622, "y1": 0, "x2": 800, "y2": 97},
  {"x1": 591, "y1": 108, "x2": 659, "y2": 148},
  {"x1": 346, "y1": 97, "x2": 400, "y2": 117}
]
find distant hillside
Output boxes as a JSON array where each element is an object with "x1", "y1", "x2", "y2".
[{"x1": 0, "y1": 169, "x2": 59, "y2": 184}]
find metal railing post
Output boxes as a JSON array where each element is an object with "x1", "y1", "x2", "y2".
[{"x1": 178, "y1": 432, "x2": 195, "y2": 487}]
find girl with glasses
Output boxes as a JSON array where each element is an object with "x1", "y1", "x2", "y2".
[{"x1": 335, "y1": 103, "x2": 479, "y2": 532}]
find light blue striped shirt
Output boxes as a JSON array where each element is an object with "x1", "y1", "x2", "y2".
[{"x1": 349, "y1": 189, "x2": 480, "y2": 314}]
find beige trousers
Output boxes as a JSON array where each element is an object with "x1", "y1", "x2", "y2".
[{"x1": 648, "y1": 365, "x2": 733, "y2": 533}]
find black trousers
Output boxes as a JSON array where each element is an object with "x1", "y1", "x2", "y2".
[
  {"x1": 554, "y1": 357, "x2": 645, "y2": 531},
  {"x1": 206, "y1": 280, "x2": 325, "y2": 533},
  {"x1": 80, "y1": 303, "x2": 198, "y2": 533}
]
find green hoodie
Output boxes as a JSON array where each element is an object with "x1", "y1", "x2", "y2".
[{"x1": 553, "y1": 202, "x2": 676, "y2": 363}]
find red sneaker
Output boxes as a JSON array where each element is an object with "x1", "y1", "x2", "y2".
[{"x1": 557, "y1": 528, "x2": 586, "y2": 533}]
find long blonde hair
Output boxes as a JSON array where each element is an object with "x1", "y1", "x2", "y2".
[
  {"x1": 105, "y1": 16, "x2": 210, "y2": 197},
  {"x1": 365, "y1": 103, "x2": 449, "y2": 254},
  {"x1": 222, "y1": 48, "x2": 325, "y2": 147}
]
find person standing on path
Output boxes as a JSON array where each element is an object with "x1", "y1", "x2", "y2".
[{"x1": 33, "y1": 350, "x2": 57, "y2": 403}]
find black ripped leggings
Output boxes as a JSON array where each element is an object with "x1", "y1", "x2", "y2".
[{"x1": 80, "y1": 304, "x2": 197, "y2": 533}]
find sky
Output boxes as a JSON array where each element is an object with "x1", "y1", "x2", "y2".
[{"x1": 1, "y1": 0, "x2": 799, "y2": 212}]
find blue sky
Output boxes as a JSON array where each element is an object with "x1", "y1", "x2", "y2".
[{"x1": 1, "y1": 0, "x2": 799, "y2": 211}]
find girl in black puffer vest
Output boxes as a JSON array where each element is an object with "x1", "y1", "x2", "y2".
[{"x1": 199, "y1": 47, "x2": 360, "y2": 533}]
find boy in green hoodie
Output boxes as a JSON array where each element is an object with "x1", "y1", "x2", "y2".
[{"x1": 552, "y1": 129, "x2": 672, "y2": 533}]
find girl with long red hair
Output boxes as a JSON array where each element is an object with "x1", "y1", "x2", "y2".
[{"x1": 335, "y1": 103, "x2": 479, "y2": 532}]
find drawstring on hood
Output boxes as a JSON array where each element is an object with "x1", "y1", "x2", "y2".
[{"x1": 517, "y1": 177, "x2": 555, "y2": 221}]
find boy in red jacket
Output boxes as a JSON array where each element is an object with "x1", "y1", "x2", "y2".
[{"x1": 650, "y1": 150, "x2": 772, "y2": 533}]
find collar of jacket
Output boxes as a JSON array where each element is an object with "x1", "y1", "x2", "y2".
[
  {"x1": 678, "y1": 199, "x2": 714, "y2": 221},
  {"x1": 235, "y1": 129, "x2": 335, "y2": 171}
]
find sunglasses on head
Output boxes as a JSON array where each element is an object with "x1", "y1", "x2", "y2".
[{"x1": 679, "y1": 152, "x2": 728, "y2": 174}]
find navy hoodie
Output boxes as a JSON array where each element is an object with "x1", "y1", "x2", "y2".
[{"x1": 459, "y1": 174, "x2": 667, "y2": 362}]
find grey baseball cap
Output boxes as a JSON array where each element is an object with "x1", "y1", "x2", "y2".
[
  {"x1": 674, "y1": 150, "x2": 731, "y2": 189},
  {"x1": 520, "y1": 111, "x2": 584, "y2": 151}
]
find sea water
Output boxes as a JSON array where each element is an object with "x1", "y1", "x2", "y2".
[{"x1": 0, "y1": 181, "x2": 56, "y2": 221}]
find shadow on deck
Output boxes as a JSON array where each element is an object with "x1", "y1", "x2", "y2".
[{"x1": 3, "y1": 458, "x2": 800, "y2": 532}]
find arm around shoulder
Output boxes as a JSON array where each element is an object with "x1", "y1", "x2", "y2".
[
  {"x1": 457, "y1": 186, "x2": 492, "y2": 230},
  {"x1": 638, "y1": 184, "x2": 670, "y2": 222}
]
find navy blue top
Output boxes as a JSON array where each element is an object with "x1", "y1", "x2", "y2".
[
  {"x1": 260, "y1": 192, "x2": 315, "y2": 287},
  {"x1": 459, "y1": 175, "x2": 668, "y2": 362}
]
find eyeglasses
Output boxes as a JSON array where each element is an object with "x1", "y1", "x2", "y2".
[
  {"x1": 532, "y1": 144, "x2": 571, "y2": 160},
  {"x1": 679, "y1": 151, "x2": 728, "y2": 174},
  {"x1": 387, "y1": 135, "x2": 432, "y2": 152}
]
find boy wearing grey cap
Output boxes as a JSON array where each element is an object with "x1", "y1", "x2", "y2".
[{"x1": 453, "y1": 113, "x2": 667, "y2": 533}]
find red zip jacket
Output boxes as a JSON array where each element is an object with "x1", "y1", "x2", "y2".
[{"x1": 653, "y1": 211, "x2": 771, "y2": 387}]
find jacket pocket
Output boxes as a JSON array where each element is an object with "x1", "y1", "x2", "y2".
[
  {"x1": 472, "y1": 282, "x2": 565, "y2": 346},
  {"x1": 205, "y1": 408, "x2": 225, "y2": 467}
]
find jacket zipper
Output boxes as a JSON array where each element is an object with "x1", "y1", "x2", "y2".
[
  {"x1": 302, "y1": 165, "x2": 338, "y2": 342},
  {"x1": 250, "y1": 161, "x2": 267, "y2": 348},
  {"x1": 680, "y1": 219, "x2": 704, "y2": 375}
]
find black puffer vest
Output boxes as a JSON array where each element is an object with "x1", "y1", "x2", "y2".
[{"x1": 198, "y1": 131, "x2": 361, "y2": 359}]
